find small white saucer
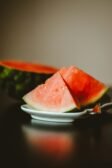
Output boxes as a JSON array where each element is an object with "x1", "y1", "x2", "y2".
[{"x1": 21, "y1": 104, "x2": 87, "y2": 123}]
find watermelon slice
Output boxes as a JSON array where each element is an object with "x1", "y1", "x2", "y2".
[
  {"x1": 60, "y1": 66, "x2": 108, "y2": 106},
  {"x1": 23, "y1": 72, "x2": 80, "y2": 112},
  {"x1": 0, "y1": 60, "x2": 58, "y2": 99}
]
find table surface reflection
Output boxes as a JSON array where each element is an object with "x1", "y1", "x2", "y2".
[{"x1": 0, "y1": 89, "x2": 112, "y2": 168}]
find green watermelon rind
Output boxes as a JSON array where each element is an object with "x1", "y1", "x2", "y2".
[{"x1": 81, "y1": 86, "x2": 109, "y2": 107}]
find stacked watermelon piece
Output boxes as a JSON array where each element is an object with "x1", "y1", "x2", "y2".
[{"x1": 23, "y1": 66, "x2": 108, "y2": 112}]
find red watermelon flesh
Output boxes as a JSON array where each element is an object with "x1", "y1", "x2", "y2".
[
  {"x1": 0, "y1": 60, "x2": 58, "y2": 74},
  {"x1": 60, "y1": 66, "x2": 108, "y2": 106},
  {"x1": 23, "y1": 72, "x2": 80, "y2": 112}
]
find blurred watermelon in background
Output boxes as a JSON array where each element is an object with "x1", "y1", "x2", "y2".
[{"x1": 0, "y1": 60, "x2": 58, "y2": 99}]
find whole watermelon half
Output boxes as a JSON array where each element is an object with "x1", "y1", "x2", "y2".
[{"x1": 0, "y1": 60, "x2": 58, "y2": 99}]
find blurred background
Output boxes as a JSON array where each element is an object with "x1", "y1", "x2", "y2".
[{"x1": 0, "y1": 0, "x2": 112, "y2": 84}]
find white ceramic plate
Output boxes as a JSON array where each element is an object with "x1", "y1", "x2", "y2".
[{"x1": 21, "y1": 104, "x2": 87, "y2": 123}]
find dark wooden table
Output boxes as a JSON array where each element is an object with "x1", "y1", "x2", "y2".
[{"x1": 0, "y1": 89, "x2": 112, "y2": 168}]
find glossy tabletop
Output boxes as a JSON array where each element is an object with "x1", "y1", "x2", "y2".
[{"x1": 0, "y1": 89, "x2": 112, "y2": 168}]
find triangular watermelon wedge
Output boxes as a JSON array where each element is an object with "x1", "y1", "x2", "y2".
[
  {"x1": 23, "y1": 72, "x2": 80, "y2": 112},
  {"x1": 60, "y1": 66, "x2": 108, "y2": 106}
]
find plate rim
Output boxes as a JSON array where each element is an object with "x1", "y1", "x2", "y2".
[
  {"x1": 21, "y1": 104, "x2": 88, "y2": 123},
  {"x1": 21, "y1": 104, "x2": 87, "y2": 117}
]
